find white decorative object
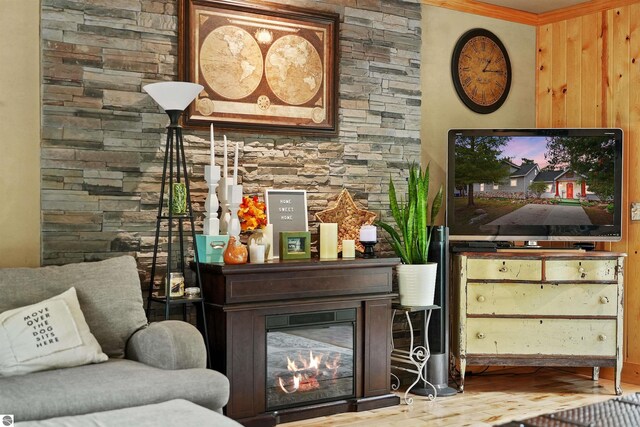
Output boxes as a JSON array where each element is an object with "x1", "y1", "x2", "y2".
[
  {"x1": 263, "y1": 224, "x2": 274, "y2": 260},
  {"x1": 219, "y1": 135, "x2": 231, "y2": 234},
  {"x1": 142, "y1": 82, "x2": 203, "y2": 111},
  {"x1": 359, "y1": 225, "x2": 377, "y2": 242},
  {"x1": 342, "y1": 239, "x2": 355, "y2": 259},
  {"x1": 227, "y1": 184, "x2": 243, "y2": 237},
  {"x1": 203, "y1": 165, "x2": 221, "y2": 236},
  {"x1": 397, "y1": 264, "x2": 438, "y2": 306},
  {"x1": 319, "y1": 223, "x2": 338, "y2": 260},
  {"x1": 209, "y1": 124, "x2": 215, "y2": 166},
  {"x1": 249, "y1": 244, "x2": 265, "y2": 264},
  {"x1": 223, "y1": 135, "x2": 228, "y2": 195},
  {"x1": 233, "y1": 141, "x2": 239, "y2": 185}
]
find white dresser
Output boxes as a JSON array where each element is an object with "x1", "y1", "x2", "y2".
[{"x1": 452, "y1": 251, "x2": 624, "y2": 395}]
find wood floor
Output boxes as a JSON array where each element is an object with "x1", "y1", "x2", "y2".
[{"x1": 281, "y1": 368, "x2": 640, "y2": 426}]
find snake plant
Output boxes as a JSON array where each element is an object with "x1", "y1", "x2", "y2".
[{"x1": 376, "y1": 163, "x2": 443, "y2": 264}]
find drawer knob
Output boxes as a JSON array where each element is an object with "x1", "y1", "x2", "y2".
[
  {"x1": 477, "y1": 295, "x2": 486, "y2": 303},
  {"x1": 477, "y1": 332, "x2": 486, "y2": 339},
  {"x1": 599, "y1": 296, "x2": 609, "y2": 304},
  {"x1": 598, "y1": 334, "x2": 607, "y2": 342},
  {"x1": 498, "y1": 266, "x2": 508, "y2": 273},
  {"x1": 578, "y1": 267, "x2": 586, "y2": 273}
]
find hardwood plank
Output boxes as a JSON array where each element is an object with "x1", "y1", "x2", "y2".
[
  {"x1": 603, "y1": 10, "x2": 615, "y2": 126},
  {"x1": 580, "y1": 13, "x2": 599, "y2": 126},
  {"x1": 551, "y1": 21, "x2": 567, "y2": 127},
  {"x1": 609, "y1": 6, "x2": 630, "y2": 257},
  {"x1": 624, "y1": 3, "x2": 640, "y2": 366},
  {"x1": 281, "y1": 369, "x2": 640, "y2": 426},
  {"x1": 536, "y1": 24, "x2": 553, "y2": 127},
  {"x1": 566, "y1": 17, "x2": 582, "y2": 126},
  {"x1": 596, "y1": 11, "x2": 605, "y2": 126}
]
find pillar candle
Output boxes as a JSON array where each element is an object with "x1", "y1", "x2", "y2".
[
  {"x1": 233, "y1": 141, "x2": 239, "y2": 185},
  {"x1": 320, "y1": 223, "x2": 338, "y2": 260},
  {"x1": 263, "y1": 223, "x2": 274, "y2": 259},
  {"x1": 222, "y1": 135, "x2": 227, "y2": 183},
  {"x1": 249, "y1": 244, "x2": 265, "y2": 264},
  {"x1": 342, "y1": 239, "x2": 355, "y2": 258},
  {"x1": 223, "y1": 135, "x2": 228, "y2": 198},
  {"x1": 359, "y1": 225, "x2": 377, "y2": 242},
  {"x1": 209, "y1": 124, "x2": 215, "y2": 166}
]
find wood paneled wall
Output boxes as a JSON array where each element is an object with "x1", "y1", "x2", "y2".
[{"x1": 536, "y1": 3, "x2": 640, "y2": 383}]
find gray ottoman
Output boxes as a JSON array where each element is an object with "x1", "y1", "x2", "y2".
[{"x1": 15, "y1": 399, "x2": 242, "y2": 427}]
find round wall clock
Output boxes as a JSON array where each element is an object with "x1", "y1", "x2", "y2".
[{"x1": 451, "y1": 28, "x2": 511, "y2": 114}]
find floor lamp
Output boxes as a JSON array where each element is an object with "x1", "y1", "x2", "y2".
[{"x1": 142, "y1": 82, "x2": 210, "y2": 367}]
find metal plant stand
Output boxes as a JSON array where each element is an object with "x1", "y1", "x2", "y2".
[
  {"x1": 390, "y1": 304, "x2": 439, "y2": 404},
  {"x1": 144, "y1": 109, "x2": 211, "y2": 368}
]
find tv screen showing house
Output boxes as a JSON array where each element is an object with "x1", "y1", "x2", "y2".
[{"x1": 446, "y1": 128, "x2": 623, "y2": 242}]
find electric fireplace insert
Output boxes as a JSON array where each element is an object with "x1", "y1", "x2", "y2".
[{"x1": 266, "y1": 309, "x2": 355, "y2": 410}]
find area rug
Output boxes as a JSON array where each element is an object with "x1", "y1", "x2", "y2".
[{"x1": 497, "y1": 393, "x2": 640, "y2": 426}]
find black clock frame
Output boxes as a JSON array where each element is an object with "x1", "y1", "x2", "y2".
[{"x1": 451, "y1": 28, "x2": 512, "y2": 114}]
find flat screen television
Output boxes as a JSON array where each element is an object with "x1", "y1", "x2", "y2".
[{"x1": 446, "y1": 128, "x2": 623, "y2": 242}]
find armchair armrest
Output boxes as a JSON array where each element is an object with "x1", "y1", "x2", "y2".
[{"x1": 126, "y1": 320, "x2": 206, "y2": 370}]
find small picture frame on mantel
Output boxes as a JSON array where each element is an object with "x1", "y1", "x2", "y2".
[{"x1": 280, "y1": 231, "x2": 311, "y2": 260}]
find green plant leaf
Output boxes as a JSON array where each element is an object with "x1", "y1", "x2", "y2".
[
  {"x1": 376, "y1": 220, "x2": 409, "y2": 264},
  {"x1": 405, "y1": 196, "x2": 415, "y2": 262},
  {"x1": 416, "y1": 170, "x2": 427, "y2": 263},
  {"x1": 430, "y1": 185, "x2": 444, "y2": 227},
  {"x1": 388, "y1": 176, "x2": 402, "y2": 229},
  {"x1": 381, "y1": 162, "x2": 441, "y2": 265}
]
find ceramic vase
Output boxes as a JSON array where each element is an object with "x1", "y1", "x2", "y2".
[{"x1": 223, "y1": 235, "x2": 248, "y2": 264}]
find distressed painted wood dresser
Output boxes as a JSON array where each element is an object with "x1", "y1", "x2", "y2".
[{"x1": 452, "y1": 251, "x2": 625, "y2": 395}]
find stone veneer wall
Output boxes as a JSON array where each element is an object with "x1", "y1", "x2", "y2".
[{"x1": 41, "y1": 0, "x2": 422, "y2": 284}]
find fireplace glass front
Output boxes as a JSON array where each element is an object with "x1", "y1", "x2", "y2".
[{"x1": 266, "y1": 309, "x2": 356, "y2": 411}]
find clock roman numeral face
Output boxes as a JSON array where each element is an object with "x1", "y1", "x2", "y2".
[{"x1": 457, "y1": 35, "x2": 508, "y2": 107}]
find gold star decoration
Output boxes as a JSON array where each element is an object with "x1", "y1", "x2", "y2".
[{"x1": 315, "y1": 189, "x2": 377, "y2": 252}]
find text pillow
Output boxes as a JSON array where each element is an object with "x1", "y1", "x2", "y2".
[{"x1": 0, "y1": 287, "x2": 108, "y2": 377}]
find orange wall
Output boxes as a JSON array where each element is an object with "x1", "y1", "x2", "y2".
[{"x1": 536, "y1": 3, "x2": 640, "y2": 383}]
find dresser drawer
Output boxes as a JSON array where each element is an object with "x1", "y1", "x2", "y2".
[
  {"x1": 545, "y1": 259, "x2": 618, "y2": 281},
  {"x1": 467, "y1": 282, "x2": 618, "y2": 316},
  {"x1": 466, "y1": 258, "x2": 542, "y2": 281},
  {"x1": 466, "y1": 318, "x2": 617, "y2": 356}
]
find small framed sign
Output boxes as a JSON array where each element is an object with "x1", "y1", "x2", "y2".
[
  {"x1": 280, "y1": 231, "x2": 311, "y2": 260},
  {"x1": 265, "y1": 189, "x2": 308, "y2": 257}
]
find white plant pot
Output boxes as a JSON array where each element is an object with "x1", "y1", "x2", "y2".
[{"x1": 397, "y1": 263, "x2": 438, "y2": 307}]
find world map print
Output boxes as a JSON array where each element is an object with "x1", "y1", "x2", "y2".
[{"x1": 184, "y1": 2, "x2": 338, "y2": 133}]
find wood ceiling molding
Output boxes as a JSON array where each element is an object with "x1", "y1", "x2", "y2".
[
  {"x1": 537, "y1": 0, "x2": 640, "y2": 24},
  {"x1": 420, "y1": 0, "x2": 538, "y2": 25},
  {"x1": 422, "y1": 0, "x2": 640, "y2": 26}
]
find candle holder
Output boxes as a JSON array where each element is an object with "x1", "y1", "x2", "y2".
[
  {"x1": 203, "y1": 165, "x2": 221, "y2": 236},
  {"x1": 361, "y1": 241, "x2": 377, "y2": 258},
  {"x1": 227, "y1": 184, "x2": 243, "y2": 237},
  {"x1": 218, "y1": 177, "x2": 232, "y2": 234}
]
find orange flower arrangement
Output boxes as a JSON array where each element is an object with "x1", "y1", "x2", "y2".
[{"x1": 238, "y1": 195, "x2": 267, "y2": 231}]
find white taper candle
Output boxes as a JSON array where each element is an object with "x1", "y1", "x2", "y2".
[
  {"x1": 209, "y1": 124, "x2": 215, "y2": 166},
  {"x1": 233, "y1": 141, "x2": 239, "y2": 185}
]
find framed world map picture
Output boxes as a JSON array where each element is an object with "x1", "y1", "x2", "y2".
[{"x1": 179, "y1": 0, "x2": 339, "y2": 134}]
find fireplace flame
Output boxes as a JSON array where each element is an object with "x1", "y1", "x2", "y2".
[{"x1": 277, "y1": 351, "x2": 341, "y2": 394}]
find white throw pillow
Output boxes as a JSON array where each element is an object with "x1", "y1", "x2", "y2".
[{"x1": 0, "y1": 287, "x2": 108, "y2": 377}]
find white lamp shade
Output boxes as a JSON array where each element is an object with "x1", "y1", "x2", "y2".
[{"x1": 143, "y1": 82, "x2": 204, "y2": 111}]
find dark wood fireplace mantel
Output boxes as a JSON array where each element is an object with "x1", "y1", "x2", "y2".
[{"x1": 199, "y1": 257, "x2": 401, "y2": 426}]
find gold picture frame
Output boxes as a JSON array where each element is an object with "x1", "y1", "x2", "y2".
[{"x1": 179, "y1": 0, "x2": 339, "y2": 135}]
